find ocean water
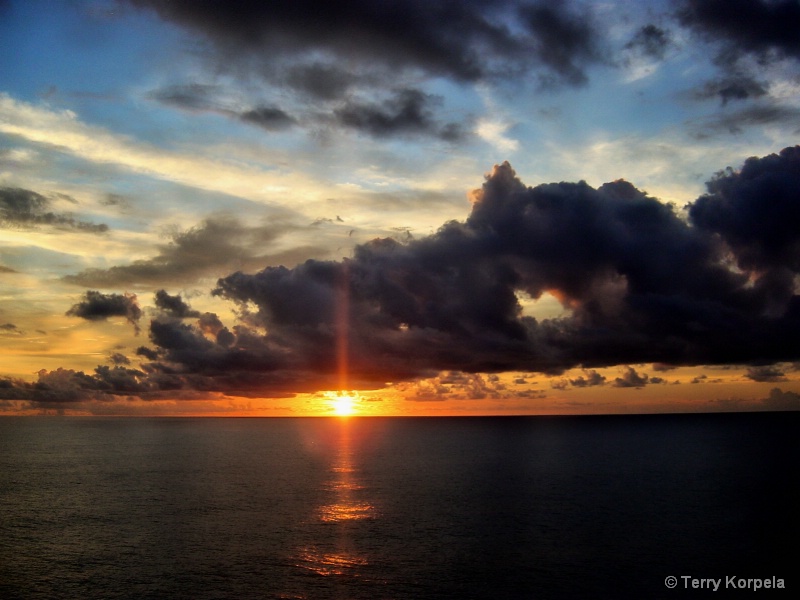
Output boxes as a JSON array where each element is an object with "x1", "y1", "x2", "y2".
[{"x1": 0, "y1": 413, "x2": 797, "y2": 599}]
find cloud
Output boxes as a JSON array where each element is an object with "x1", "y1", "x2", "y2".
[
  {"x1": 0, "y1": 94, "x2": 323, "y2": 205},
  {"x1": 149, "y1": 84, "x2": 297, "y2": 132},
  {"x1": 128, "y1": 0, "x2": 605, "y2": 88},
  {"x1": 745, "y1": 365, "x2": 788, "y2": 383},
  {"x1": 239, "y1": 106, "x2": 297, "y2": 131},
  {"x1": 761, "y1": 387, "x2": 800, "y2": 410},
  {"x1": 0, "y1": 323, "x2": 21, "y2": 335},
  {"x1": 65, "y1": 290, "x2": 142, "y2": 333},
  {"x1": 7, "y1": 147, "x2": 800, "y2": 404},
  {"x1": 612, "y1": 366, "x2": 649, "y2": 388},
  {"x1": 109, "y1": 352, "x2": 131, "y2": 365},
  {"x1": 688, "y1": 146, "x2": 800, "y2": 314},
  {"x1": 570, "y1": 369, "x2": 606, "y2": 387},
  {"x1": 334, "y1": 89, "x2": 464, "y2": 140},
  {"x1": 147, "y1": 83, "x2": 223, "y2": 111},
  {"x1": 62, "y1": 215, "x2": 325, "y2": 287},
  {"x1": 676, "y1": 0, "x2": 800, "y2": 125},
  {"x1": 678, "y1": 0, "x2": 800, "y2": 66},
  {"x1": 0, "y1": 187, "x2": 108, "y2": 233},
  {"x1": 153, "y1": 289, "x2": 200, "y2": 319},
  {"x1": 0, "y1": 365, "x2": 158, "y2": 404},
  {"x1": 624, "y1": 24, "x2": 672, "y2": 61},
  {"x1": 475, "y1": 119, "x2": 519, "y2": 153},
  {"x1": 283, "y1": 62, "x2": 358, "y2": 101},
  {"x1": 690, "y1": 76, "x2": 769, "y2": 105},
  {"x1": 688, "y1": 104, "x2": 800, "y2": 138},
  {"x1": 710, "y1": 387, "x2": 800, "y2": 412},
  {"x1": 525, "y1": 4, "x2": 604, "y2": 86}
]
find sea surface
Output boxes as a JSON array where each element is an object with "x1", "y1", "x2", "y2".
[{"x1": 0, "y1": 413, "x2": 797, "y2": 599}]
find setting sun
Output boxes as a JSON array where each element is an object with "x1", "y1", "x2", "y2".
[{"x1": 331, "y1": 394, "x2": 356, "y2": 417}]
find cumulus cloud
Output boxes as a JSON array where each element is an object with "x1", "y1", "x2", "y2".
[
  {"x1": 570, "y1": 369, "x2": 606, "y2": 388},
  {"x1": 612, "y1": 367, "x2": 649, "y2": 388},
  {"x1": 204, "y1": 149, "x2": 800, "y2": 388},
  {"x1": 688, "y1": 146, "x2": 800, "y2": 314},
  {"x1": 153, "y1": 289, "x2": 200, "y2": 319},
  {"x1": 0, "y1": 187, "x2": 108, "y2": 233},
  {"x1": 4, "y1": 147, "x2": 800, "y2": 404},
  {"x1": 66, "y1": 290, "x2": 142, "y2": 333}
]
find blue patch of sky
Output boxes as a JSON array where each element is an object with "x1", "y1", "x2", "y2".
[
  {"x1": 0, "y1": 1, "x2": 197, "y2": 142},
  {"x1": 1, "y1": 2, "x2": 170, "y2": 100}
]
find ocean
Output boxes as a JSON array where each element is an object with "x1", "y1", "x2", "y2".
[{"x1": 0, "y1": 413, "x2": 796, "y2": 599}]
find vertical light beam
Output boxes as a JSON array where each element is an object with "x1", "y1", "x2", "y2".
[{"x1": 335, "y1": 262, "x2": 350, "y2": 393}]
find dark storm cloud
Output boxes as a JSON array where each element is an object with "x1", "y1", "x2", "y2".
[
  {"x1": 128, "y1": 0, "x2": 606, "y2": 89},
  {"x1": 212, "y1": 149, "x2": 800, "y2": 381},
  {"x1": 66, "y1": 290, "x2": 142, "y2": 332},
  {"x1": 334, "y1": 89, "x2": 464, "y2": 140},
  {"x1": 63, "y1": 215, "x2": 325, "y2": 287},
  {"x1": 0, "y1": 187, "x2": 108, "y2": 233},
  {"x1": 9, "y1": 147, "x2": 800, "y2": 404},
  {"x1": 676, "y1": 0, "x2": 800, "y2": 121},
  {"x1": 127, "y1": 0, "x2": 610, "y2": 142},
  {"x1": 688, "y1": 146, "x2": 800, "y2": 284},
  {"x1": 521, "y1": 3, "x2": 603, "y2": 87},
  {"x1": 678, "y1": 0, "x2": 800, "y2": 65},
  {"x1": 284, "y1": 63, "x2": 358, "y2": 101}
]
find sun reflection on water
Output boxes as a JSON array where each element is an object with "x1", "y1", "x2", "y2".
[
  {"x1": 290, "y1": 420, "x2": 377, "y2": 585},
  {"x1": 294, "y1": 547, "x2": 369, "y2": 577},
  {"x1": 317, "y1": 421, "x2": 375, "y2": 522}
]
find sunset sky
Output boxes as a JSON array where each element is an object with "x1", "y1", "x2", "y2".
[{"x1": 1, "y1": 0, "x2": 799, "y2": 416}]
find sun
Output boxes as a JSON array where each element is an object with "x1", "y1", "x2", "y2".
[{"x1": 332, "y1": 394, "x2": 356, "y2": 416}]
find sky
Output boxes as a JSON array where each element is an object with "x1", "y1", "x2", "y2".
[{"x1": 1, "y1": 0, "x2": 799, "y2": 416}]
